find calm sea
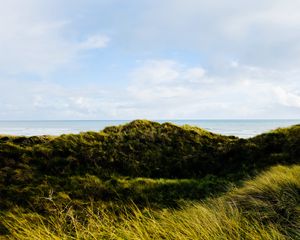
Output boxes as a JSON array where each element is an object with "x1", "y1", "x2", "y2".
[{"x1": 0, "y1": 120, "x2": 299, "y2": 138}]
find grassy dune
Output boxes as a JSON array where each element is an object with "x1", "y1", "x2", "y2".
[
  {"x1": 0, "y1": 120, "x2": 300, "y2": 239},
  {"x1": 1, "y1": 165, "x2": 300, "y2": 239}
]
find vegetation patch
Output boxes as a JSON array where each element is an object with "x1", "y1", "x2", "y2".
[{"x1": 0, "y1": 120, "x2": 300, "y2": 239}]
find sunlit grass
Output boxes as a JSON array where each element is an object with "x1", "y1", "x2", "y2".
[{"x1": 2, "y1": 165, "x2": 299, "y2": 239}]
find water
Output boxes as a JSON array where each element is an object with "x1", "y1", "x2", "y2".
[{"x1": 0, "y1": 120, "x2": 299, "y2": 138}]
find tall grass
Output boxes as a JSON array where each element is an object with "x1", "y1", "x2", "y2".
[{"x1": 1, "y1": 165, "x2": 299, "y2": 239}]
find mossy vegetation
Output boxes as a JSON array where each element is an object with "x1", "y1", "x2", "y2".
[{"x1": 0, "y1": 120, "x2": 300, "y2": 239}]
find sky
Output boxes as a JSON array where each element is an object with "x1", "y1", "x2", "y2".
[{"x1": 1, "y1": 0, "x2": 300, "y2": 120}]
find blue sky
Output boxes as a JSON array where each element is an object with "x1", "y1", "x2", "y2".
[{"x1": 1, "y1": 0, "x2": 300, "y2": 120}]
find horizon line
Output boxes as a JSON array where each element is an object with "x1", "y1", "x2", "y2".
[{"x1": 0, "y1": 119, "x2": 299, "y2": 122}]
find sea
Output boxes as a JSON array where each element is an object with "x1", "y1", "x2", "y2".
[{"x1": 0, "y1": 120, "x2": 299, "y2": 138}]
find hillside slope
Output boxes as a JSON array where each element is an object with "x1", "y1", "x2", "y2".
[
  {"x1": 2, "y1": 165, "x2": 300, "y2": 239},
  {"x1": 1, "y1": 120, "x2": 300, "y2": 211}
]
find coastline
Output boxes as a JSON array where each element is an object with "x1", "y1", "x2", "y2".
[{"x1": 0, "y1": 119, "x2": 299, "y2": 138}]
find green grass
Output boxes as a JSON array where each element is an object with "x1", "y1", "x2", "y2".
[
  {"x1": 1, "y1": 165, "x2": 299, "y2": 239},
  {"x1": 1, "y1": 120, "x2": 300, "y2": 239}
]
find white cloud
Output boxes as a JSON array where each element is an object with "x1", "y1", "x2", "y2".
[
  {"x1": 131, "y1": 60, "x2": 180, "y2": 85},
  {"x1": 273, "y1": 87, "x2": 300, "y2": 108},
  {"x1": 1, "y1": 58, "x2": 300, "y2": 120},
  {"x1": 125, "y1": 59, "x2": 300, "y2": 119},
  {"x1": 0, "y1": 1, "x2": 300, "y2": 119},
  {"x1": 223, "y1": 1, "x2": 300, "y2": 36},
  {"x1": 183, "y1": 67, "x2": 207, "y2": 83},
  {"x1": 133, "y1": 0, "x2": 300, "y2": 69},
  {"x1": 0, "y1": 1, "x2": 109, "y2": 75},
  {"x1": 0, "y1": 79, "x2": 122, "y2": 119},
  {"x1": 79, "y1": 34, "x2": 110, "y2": 50},
  {"x1": 128, "y1": 60, "x2": 209, "y2": 102}
]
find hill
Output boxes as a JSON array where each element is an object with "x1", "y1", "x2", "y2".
[
  {"x1": 2, "y1": 165, "x2": 300, "y2": 239},
  {"x1": 0, "y1": 120, "x2": 300, "y2": 238}
]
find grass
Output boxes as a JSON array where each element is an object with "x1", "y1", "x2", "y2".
[
  {"x1": 1, "y1": 165, "x2": 300, "y2": 239},
  {"x1": 1, "y1": 120, "x2": 300, "y2": 239}
]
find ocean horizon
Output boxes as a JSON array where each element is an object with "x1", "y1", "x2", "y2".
[{"x1": 0, "y1": 119, "x2": 299, "y2": 138}]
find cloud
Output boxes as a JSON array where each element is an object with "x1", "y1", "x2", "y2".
[
  {"x1": 131, "y1": 60, "x2": 181, "y2": 85},
  {"x1": 128, "y1": 60, "x2": 209, "y2": 102},
  {"x1": 125, "y1": 59, "x2": 300, "y2": 119},
  {"x1": 79, "y1": 34, "x2": 110, "y2": 50},
  {"x1": 183, "y1": 68, "x2": 207, "y2": 83},
  {"x1": 0, "y1": 79, "x2": 122, "y2": 120},
  {"x1": 273, "y1": 87, "x2": 300, "y2": 108},
  {"x1": 0, "y1": 1, "x2": 109, "y2": 75},
  {"x1": 1, "y1": 58, "x2": 300, "y2": 120},
  {"x1": 130, "y1": 0, "x2": 300, "y2": 69},
  {"x1": 0, "y1": 1, "x2": 300, "y2": 120}
]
